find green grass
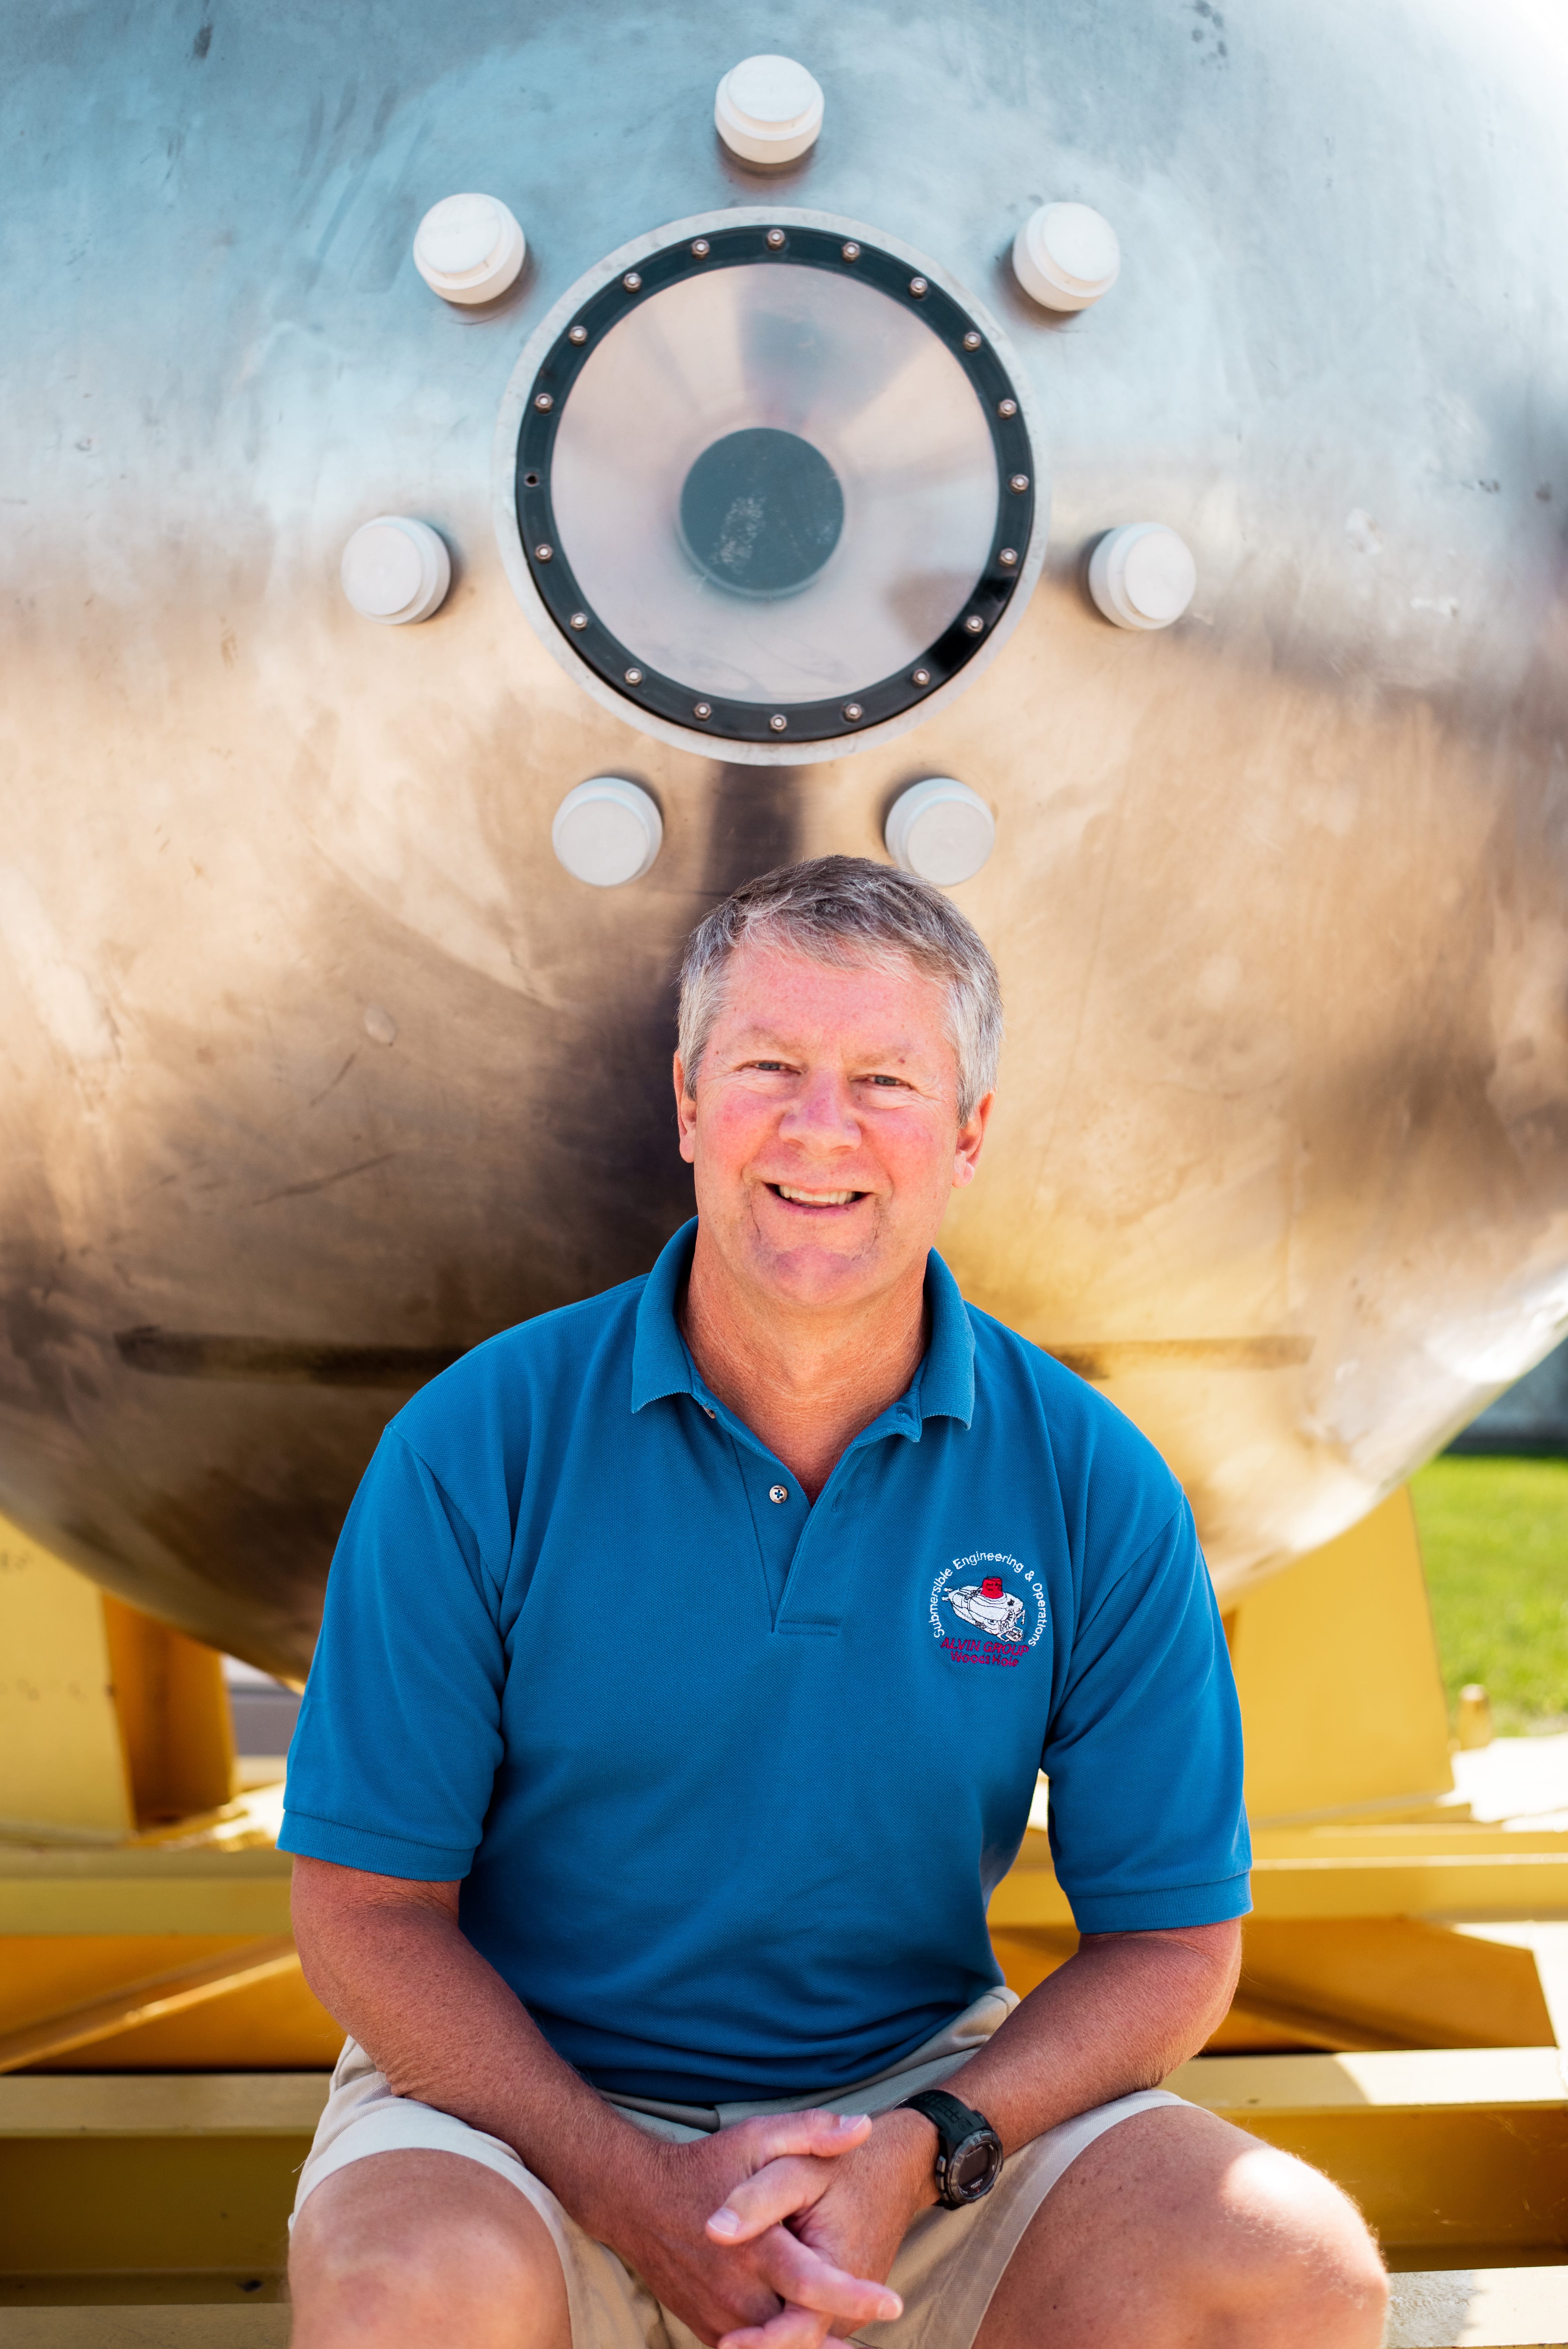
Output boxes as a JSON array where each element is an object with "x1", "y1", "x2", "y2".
[{"x1": 1410, "y1": 1456, "x2": 1568, "y2": 1733}]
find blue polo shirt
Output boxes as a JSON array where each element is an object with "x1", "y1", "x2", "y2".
[{"x1": 281, "y1": 1220, "x2": 1249, "y2": 2103}]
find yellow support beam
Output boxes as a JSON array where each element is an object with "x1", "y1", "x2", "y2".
[
  {"x1": 1171, "y1": 2048, "x2": 1568, "y2": 2263},
  {"x1": 1226, "y1": 1490, "x2": 1456, "y2": 1826},
  {"x1": 0, "y1": 2317, "x2": 291, "y2": 2343},
  {"x1": 2, "y1": 2058, "x2": 1563, "y2": 2298},
  {"x1": 0, "y1": 1939, "x2": 300, "y2": 2074},
  {"x1": 992, "y1": 1813, "x2": 1568, "y2": 1930},
  {"x1": 0, "y1": 1522, "x2": 234, "y2": 1841}
]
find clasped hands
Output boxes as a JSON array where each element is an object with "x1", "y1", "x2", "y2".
[{"x1": 597, "y1": 2104, "x2": 937, "y2": 2349}]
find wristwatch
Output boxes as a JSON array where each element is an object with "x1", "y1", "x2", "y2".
[{"x1": 898, "y1": 2088, "x2": 1004, "y2": 2207}]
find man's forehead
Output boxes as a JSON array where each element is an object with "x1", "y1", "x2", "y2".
[
  {"x1": 724, "y1": 1014, "x2": 930, "y2": 1056},
  {"x1": 720, "y1": 947, "x2": 944, "y2": 1027},
  {"x1": 713, "y1": 949, "x2": 953, "y2": 1066}
]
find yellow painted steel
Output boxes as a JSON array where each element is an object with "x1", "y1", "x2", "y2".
[
  {"x1": 1172, "y1": 2049, "x2": 1568, "y2": 2262},
  {"x1": 0, "y1": 1933, "x2": 340, "y2": 2073},
  {"x1": 0, "y1": 2317, "x2": 292, "y2": 2342},
  {"x1": 0, "y1": 1531, "x2": 135, "y2": 1841},
  {"x1": 992, "y1": 1917, "x2": 1562, "y2": 2055},
  {"x1": 0, "y1": 1524, "x2": 235, "y2": 1842},
  {"x1": 991, "y1": 1827, "x2": 1568, "y2": 1931},
  {"x1": 0, "y1": 1940, "x2": 303, "y2": 2073},
  {"x1": 1226, "y1": 1489, "x2": 1457, "y2": 1826},
  {"x1": 3, "y1": 1476, "x2": 1568, "y2": 2340},
  {"x1": 0, "y1": 1854, "x2": 293, "y2": 1940},
  {"x1": 6, "y1": 2293, "x2": 1568, "y2": 2347},
  {"x1": 3, "y1": 2059, "x2": 1564, "y2": 2292},
  {"x1": 101, "y1": 1598, "x2": 236, "y2": 1828}
]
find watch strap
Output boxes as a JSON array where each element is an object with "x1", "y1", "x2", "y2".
[{"x1": 900, "y1": 2087, "x2": 993, "y2": 2143}]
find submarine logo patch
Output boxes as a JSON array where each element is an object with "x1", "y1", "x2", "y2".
[{"x1": 929, "y1": 1552, "x2": 1048, "y2": 1667}]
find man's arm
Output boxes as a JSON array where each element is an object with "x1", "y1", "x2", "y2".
[
  {"x1": 935, "y1": 1916, "x2": 1242, "y2": 2143},
  {"x1": 710, "y1": 1921, "x2": 1241, "y2": 2349},
  {"x1": 289, "y1": 1857, "x2": 902, "y2": 2347}
]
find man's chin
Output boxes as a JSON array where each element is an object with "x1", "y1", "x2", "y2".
[{"x1": 741, "y1": 1217, "x2": 891, "y2": 1307}]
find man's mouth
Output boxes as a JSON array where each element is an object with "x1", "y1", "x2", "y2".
[{"x1": 769, "y1": 1183, "x2": 865, "y2": 1207}]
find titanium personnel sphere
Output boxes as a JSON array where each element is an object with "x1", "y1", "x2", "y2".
[{"x1": 2, "y1": 0, "x2": 1567, "y2": 1673}]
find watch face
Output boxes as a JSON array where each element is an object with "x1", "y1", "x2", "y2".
[{"x1": 949, "y1": 2131, "x2": 1001, "y2": 2198}]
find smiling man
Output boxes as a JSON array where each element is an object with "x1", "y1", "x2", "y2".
[{"x1": 282, "y1": 857, "x2": 1386, "y2": 2349}]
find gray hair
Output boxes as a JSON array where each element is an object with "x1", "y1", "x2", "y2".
[{"x1": 676, "y1": 856, "x2": 1003, "y2": 1121}]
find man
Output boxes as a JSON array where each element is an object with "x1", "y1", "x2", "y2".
[{"x1": 283, "y1": 857, "x2": 1386, "y2": 2349}]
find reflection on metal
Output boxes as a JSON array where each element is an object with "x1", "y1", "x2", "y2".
[
  {"x1": 5, "y1": 2, "x2": 1568, "y2": 1673},
  {"x1": 1047, "y1": 1336, "x2": 1315, "y2": 1382},
  {"x1": 115, "y1": 1331, "x2": 464, "y2": 1387}
]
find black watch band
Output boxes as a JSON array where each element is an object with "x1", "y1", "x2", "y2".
[{"x1": 899, "y1": 2088, "x2": 1004, "y2": 2208}]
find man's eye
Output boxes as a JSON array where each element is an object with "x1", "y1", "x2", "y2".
[{"x1": 865, "y1": 1074, "x2": 906, "y2": 1088}]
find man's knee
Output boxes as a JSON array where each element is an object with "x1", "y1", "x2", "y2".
[
  {"x1": 289, "y1": 2153, "x2": 568, "y2": 2348},
  {"x1": 1201, "y1": 2139, "x2": 1388, "y2": 2343}
]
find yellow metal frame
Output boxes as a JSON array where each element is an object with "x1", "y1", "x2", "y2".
[
  {"x1": 5, "y1": 1490, "x2": 1568, "y2": 2344},
  {"x1": 0, "y1": 1525, "x2": 235, "y2": 1842}
]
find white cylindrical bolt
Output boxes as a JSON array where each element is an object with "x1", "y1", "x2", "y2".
[
  {"x1": 885, "y1": 779, "x2": 996, "y2": 888},
  {"x1": 552, "y1": 779, "x2": 663, "y2": 888},
  {"x1": 1012, "y1": 201, "x2": 1120, "y2": 312},
  {"x1": 715, "y1": 55, "x2": 824, "y2": 166},
  {"x1": 340, "y1": 517, "x2": 451, "y2": 625},
  {"x1": 1088, "y1": 524, "x2": 1197, "y2": 631},
  {"x1": 413, "y1": 193, "x2": 526, "y2": 305}
]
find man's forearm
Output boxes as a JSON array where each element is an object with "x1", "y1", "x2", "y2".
[
  {"x1": 290, "y1": 1859, "x2": 658, "y2": 2239},
  {"x1": 947, "y1": 1922, "x2": 1242, "y2": 2153},
  {"x1": 292, "y1": 1859, "x2": 914, "y2": 2345},
  {"x1": 702, "y1": 1920, "x2": 1243, "y2": 2288}
]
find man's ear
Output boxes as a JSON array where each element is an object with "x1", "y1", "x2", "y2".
[
  {"x1": 674, "y1": 1052, "x2": 698, "y2": 1165},
  {"x1": 952, "y1": 1090, "x2": 994, "y2": 1189}
]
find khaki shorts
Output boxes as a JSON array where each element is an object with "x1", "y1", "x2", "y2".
[{"x1": 293, "y1": 1990, "x2": 1184, "y2": 2349}]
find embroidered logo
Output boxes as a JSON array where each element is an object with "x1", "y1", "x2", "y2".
[
  {"x1": 929, "y1": 1552, "x2": 1048, "y2": 1667},
  {"x1": 948, "y1": 1576, "x2": 1026, "y2": 1641}
]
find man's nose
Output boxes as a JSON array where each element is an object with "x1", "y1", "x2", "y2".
[{"x1": 777, "y1": 1069, "x2": 860, "y2": 1148}]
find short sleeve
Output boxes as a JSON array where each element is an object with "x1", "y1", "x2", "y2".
[
  {"x1": 278, "y1": 1429, "x2": 506, "y2": 1880},
  {"x1": 1042, "y1": 1502, "x2": 1251, "y2": 1933}
]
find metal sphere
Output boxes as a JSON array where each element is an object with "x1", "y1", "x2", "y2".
[{"x1": 4, "y1": 0, "x2": 1568, "y2": 1674}]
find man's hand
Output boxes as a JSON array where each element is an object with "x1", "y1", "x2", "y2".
[
  {"x1": 699, "y1": 2108, "x2": 939, "y2": 2349},
  {"x1": 291, "y1": 1866, "x2": 902, "y2": 2349},
  {"x1": 592, "y1": 2107, "x2": 906, "y2": 2349}
]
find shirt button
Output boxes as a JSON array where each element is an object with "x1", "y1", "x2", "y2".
[{"x1": 769, "y1": 1484, "x2": 789, "y2": 1504}]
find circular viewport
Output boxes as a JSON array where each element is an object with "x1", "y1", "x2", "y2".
[{"x1": 679, "y1": 427, "x2": 845, "y2": 597}]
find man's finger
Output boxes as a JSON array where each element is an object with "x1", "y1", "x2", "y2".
[
  {"x1": 708, "y1": 2155, "x2": 834, "y2": 2243},
  {"x1": 735, "y1": 2109, "x2": 872, "y2": 2170},
  {"x1": 717, "y1": 2304, "x2": 834, "y2": 2349},
  {"x1": 754, "y1": 2223, "x2": 903, "y2": 2328}
]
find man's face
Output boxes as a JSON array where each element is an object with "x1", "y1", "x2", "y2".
[{"x1": 674, "y1": 943, "x2": 992, "y2": 1312}]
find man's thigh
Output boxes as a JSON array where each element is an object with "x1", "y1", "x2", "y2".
[
  {"x1": 289, "y1": 2148, "x2": 572, "y2": 2349},
  {"x1": 975, "y1": 2103, "x2": 1388, "y2": 2349}
]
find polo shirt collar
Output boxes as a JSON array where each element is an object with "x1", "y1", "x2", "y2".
[
  {"x1": 630, "y1": 1219, "x2": 700, "y2": 1410},
  {"x1": 630, "y1": 1217, "x2": 975, "y2": 1430},
  {"x1": 916, "y1": 1246, "x2": 976, "y2": 1427}
]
